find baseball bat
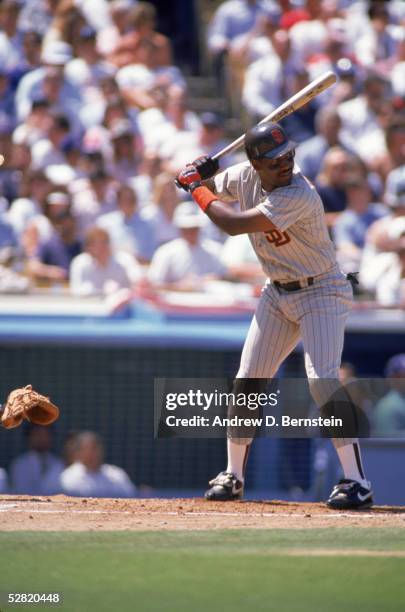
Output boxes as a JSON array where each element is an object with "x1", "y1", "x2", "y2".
[{"x1": 212, "y1": 70, "x2": 337, "y2": 160}]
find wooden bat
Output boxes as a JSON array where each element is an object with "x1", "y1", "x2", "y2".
[{"x1": 212, "y1": 71, "x2": 337, "y2": 161}]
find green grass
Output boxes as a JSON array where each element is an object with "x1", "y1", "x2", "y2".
[{"x1": 0, "y1": 529, "x2": 404, "y2": 612}]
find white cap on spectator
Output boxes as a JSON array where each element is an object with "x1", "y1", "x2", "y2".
[
  {"x1": 47, "y1": 192, "x2": 70, "y2": 206},
  {"x1": 41, "y1": 41, "x2": 73, "y2": 65},
  {"x1": 173, "y1": 201, "x2": 205, "y2": 229},
  {"x1": 45, "y1": 165, "x2": 77, "y2": 186}
]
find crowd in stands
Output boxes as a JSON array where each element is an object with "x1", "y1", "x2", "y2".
[
  {"x1": 0, "y1": 0, "x2": 404, "y2": 308},
  {"x1": 0, "y1": 425, "x2": 138, "y2": 496}
]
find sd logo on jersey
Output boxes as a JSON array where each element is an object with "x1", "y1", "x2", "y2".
[{"x1": 264, "y1": 229, "x2": 291, "y2": 247}]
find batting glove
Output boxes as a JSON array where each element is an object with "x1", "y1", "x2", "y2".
[
  {"x1": 175, "y1": 164, "x2": 202, "y2": 193},
  {"x1": 193, "y1": 156, "x2": 219, "y2": 179}
]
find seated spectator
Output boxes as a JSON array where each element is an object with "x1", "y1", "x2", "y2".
[
  {"x1": 0, "y1": 68, "x2": 15, "y2": 127},
  {"x1": 0, "y1": 0, "x2": 23, "y2": 74},
  {"x1": 30, "y1": 111, "x2": 72, "y2": 170},
  {"x1": 69, "y1": 226, "x2": 141, "y2": 297},
  {"x1": 374, "y1": 218, "x2": 405, "y2": 307},
  {"x1": 106, "y1": 1, "x2": 173, "y2": 69},
  {"x1": 370, "y1": 116, "x2": 405, "y2": 183},
  {"x1": 354, "y1": 1, "x2": 400, "y2": 69},
  {"x1": 220, "y1": 233, "x2": 264, "y2": 285},
  {"x1": 138, "y1": 84, "x2": 201, "y2": 156},
  {"x1": 27, "y1": 191, "x2": 82, "y2": 286},
  {"x1": 116, "y1": 37, "x2": 186, "y2": 110},
  {"x1": 373, "y1": 354, "x2": 405, "y2": 435},
  {"x1": 71, "y1": 169, "x2": 117, "y2": 238},
  {"x1": 108, "y1": 119, "x2": 143, "y2": 181},
  {"x1": 7, "y1": 169, "x2": 53, "y2": 241},
  {"x1": 160, "y1": 111, "x2": 235, "y2": 173},
  {"x1": 97, "y1": 184, "x2": 157, "y2": 263},
  {"x1": 295, "y1": 106, "x2": 346, "y2": 182},
  {"x1": 9, "y1": 424, "x2": 64, "y2": 495},
  {"x1": 315, "y1": 147, "x2": 351, "y2": 228},
  {"x1": 333, "y1": 177, "x2": 388, "y2": 271},
  {"x1": 97, "y1": 0, "x2": 140, "y2": 57},
  {"x1": 337, "y1": 72, "x2": 391, "y2": 164},
  {"x1": 360, "y1": 166, "x2": 405, "y2": 294},
  {"x1": 0, "y1": 467, "x2": 8, "y2": 493},
  {"x1": 15, "y1": 41, "x2": 82, "y2": 123},
  {"x1": 139, "y1": 172, "x2": 180, "y2": 247},
  {"x1": 60, "y1": 431, "x2": 137, "y2": 498},
  {"x1": 148, "y1": 201, "x2": 226, "y2": 290},
  {"x1": 242, "y1": 28, "x2": 303, "y2": 123}
]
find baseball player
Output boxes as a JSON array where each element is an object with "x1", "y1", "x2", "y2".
[{"x1": 175, "y1": 121, "x2": 373, "y2": 510}]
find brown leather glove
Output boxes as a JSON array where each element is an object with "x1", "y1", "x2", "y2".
[{"x1": 0, "y1": 384, "x2": 60, "y2": 429}]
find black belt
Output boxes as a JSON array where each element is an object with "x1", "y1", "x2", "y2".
[{"x1": 273, "y1": 277, "x2": 314, "y2": 292}]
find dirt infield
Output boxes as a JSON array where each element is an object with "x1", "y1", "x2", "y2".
[{"x1": 1, "y1": 495, "x2": 405, "y2": 531}]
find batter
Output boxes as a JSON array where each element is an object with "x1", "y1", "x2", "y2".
[{"x1": 176, "y1": 122, "x2": 373, "y2": 510}]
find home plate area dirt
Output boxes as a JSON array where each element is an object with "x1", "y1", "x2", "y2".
[{"x1": 1, "y1": 496, "x2": 405, "y2": 531}]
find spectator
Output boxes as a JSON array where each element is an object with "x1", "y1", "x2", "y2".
[
  {"x1": 148, "y1": 201, "x2": 226, "y2": 289},
  {"x1": 333, "y1": 177, "x2": 388, "y2": 271},
  {"x1": 354, "y1": 1, "x2": 400, "y2": 69},
  {"x1": 370, "y1": 116, "x2": 405, "y2": 183},
  {"x1": 108, "y1": 119, "x2": 142, "y2": 181},
  {"x1": 337, "y1": 72, "x2": 391, "y2": 163},
  {"x1": 0, "y1": 69, "x2": 15, "y2": 127},
  {"x1": 15, "y1": 40, "x2": 82, "y2": 123},
  {"x1": 242, "y1": 28, "x2": 302, "y2": 122},
  {"x1": 373, "y1": 354, "x2": 405, "y2": 435},
  {"x1": 295, "y1": 106, "x2": 346, "y2": 182},
  {"x1": 374, "y1": 218, "x2": 405, "y2": 307},
  {"x1": 160, "y1": 111, "x2": 234, "y2": 173},
  {"x1": 28, "y1": 191, "x2": 82, "y2": 285},
  {"x1": 315, "y1": 146, "x2": 351, "y2": 227},
  {"x1": 69, "y1": 226, "x2": 141, "y2": 297},
  {"x1": 7, "y1": 169, "x2": 53, "y2": 241},
  {"x1": 71, "y1": 169, "x2": 117, "y2": 237},
  {"x1": 9, "y1": 424, "x2": 64, "y2": 495},
  {"x1": 97, "y1": 0, "x2": 139, "y2": 57},
  {"x1": 30, "y1": 111, "x2": 72, "y2": 170},
  {"x1": 116, "y1": 37, "x2": 186, "y2": 110},
  {"x1": 220, "y1": 233, "x2": 264, "y2": 284},
  {"x1": 0, "y1": 467, "x2": 8, "y2": 493},
  {"x1": 138, "y1": 172, "x2": 179, "y2": 247},
  {"x1": 0, "y1": 0, "x2": 23, "y2": 73},
  {"x1": 60, "y1": 431, "x2": 137, "y2": 498},
  {"x1": 207, "y1": 0, "x2": 279, "y2": 87},
  {"x1": 107, "y1": 1, "x2": 173, "y2": 69},
  {"x1": 97, "y1": 183, "x2": 156, "y2": 262}
]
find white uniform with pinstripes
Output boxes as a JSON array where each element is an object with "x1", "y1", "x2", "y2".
[{"x1": 213, "y1": 161, "x2": 353, "y2": 409}]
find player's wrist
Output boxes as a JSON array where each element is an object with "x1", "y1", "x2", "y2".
[{"x1": 191, "y1": 185, "x2": 217, "y2": 213}]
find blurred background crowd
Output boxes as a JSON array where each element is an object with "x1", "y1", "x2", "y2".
[{"x1": 0, "y1": 0, "x2": 404, "y2": 306}]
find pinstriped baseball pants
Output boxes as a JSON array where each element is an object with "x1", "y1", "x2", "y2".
[{"x1": 237, "y1": 269, "x2": 353, "y2": 421}]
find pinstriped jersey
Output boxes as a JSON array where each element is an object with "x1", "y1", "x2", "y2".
[{"x1": 213, "y1": 161, "x2": 337, "y2": 281}]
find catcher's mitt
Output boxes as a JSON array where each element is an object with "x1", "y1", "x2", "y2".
[{"x1": 0, "y1": 385, "x2": 60, "y2": 429}]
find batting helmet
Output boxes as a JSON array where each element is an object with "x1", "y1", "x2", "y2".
[{"x1": 244, "y1": 122, "x2": 297, "y2": 161}]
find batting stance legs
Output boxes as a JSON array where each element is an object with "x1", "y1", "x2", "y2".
[{"x1": 205, "y1": 271, "x2": 373, "y2": 508}]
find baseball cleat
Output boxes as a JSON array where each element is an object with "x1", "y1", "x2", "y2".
[
  {"x1": 326, "y1": 479, "x2": 373, "y2": 510},
  {"x1": 204, "y1": 471, "x2": 243, "y2": 501}
]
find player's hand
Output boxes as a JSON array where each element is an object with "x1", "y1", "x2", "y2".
[
  {"x1": 175, "y1": 164, "x2": 202, "y2": 192},
  {"x1": 193, "y1": 156, "x2": 219, "y2": 179}
]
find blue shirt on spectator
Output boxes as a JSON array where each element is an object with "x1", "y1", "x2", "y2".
[{"x1": 333, "y1": 203, "x2": 388, "y2": 249}]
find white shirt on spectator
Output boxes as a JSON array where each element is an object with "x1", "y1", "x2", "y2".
[
  {"x1": 30, "y1": 138, "x2": 68, "y2": 170},
  {"x1": 148, "y1": 237, "x2": 225, "y2": 285},
  {"x1": 140, "y1": 203, "x2": 179, "y2": 247},
  {"x1": 70, "y1": 250, "x2": 140, "y2": 296},
  {"x1": 0, "y1": 468, "x2": 8, "y2": 493},
  {"x1": 337, "y1": 96, "x2": 386, "y2": 162},
  {"x1": 7, "y1": 198, "x2": 53, "y2": 240},
  {"x1": 116, "y1": 63, "x2": 186, "y2": 92},
  {"x1": 60, "y1": 461, "x2": 137, "y2": 498}
]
